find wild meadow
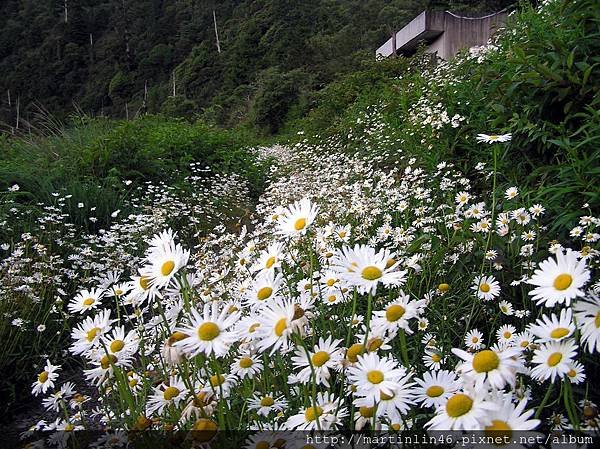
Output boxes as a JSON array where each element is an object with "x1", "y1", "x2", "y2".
[{"x1": 0, "y1": 0, "x2": 598, "y2": 447}]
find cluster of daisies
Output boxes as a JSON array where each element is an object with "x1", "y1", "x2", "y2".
[{"x1": 22, "y1": 127, "x2": 599, "y2": 448}]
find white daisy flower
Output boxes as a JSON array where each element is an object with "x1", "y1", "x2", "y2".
[
  {"x1": 67, "y1": 288, "x2": 105, "y2": 315},
  {"x1": 231, "y1": 354, "x2": 263, "y2": 379},
  {"x1": 347, "y1": 352, "x2": 407, "y2": 406},
  {"x1": 527, "y1": 308, "x2": 575, "y2": 342},
  {"x1": 566, "y1": 361, "x2": 586, "y2": 384},
  {"x1": 472, "y1": 275, "x2": 501, "y2": 301},
  {"x1": 142, "y1": 239, "x2": 190, "y2": 290},
  {"x1": 255, "y1": 299, "x2": 297, "y2": 354},
  {"x1": 527, "y1": 248, "x2": 590, "y2": 307},
  {"x1": 530, "y1": 339, "x2": 578, "y2": 382},
  {"x1": 333, "y1": 244, "x2": 407, "y2": 295},
  {"x1": 291, "y1": 336, "x2": 344, "y2": 387},
  {"x1": 476, "y1": 133, "x2": 512, "y2": 144},
  {"x1": 277, "y1": 197, "x2": 319, "y2": 237},
  {"x1": 414, "y1": 370, "x2": 460, "y2": 408},
  {"x1": 248, "y1": 393, "x2": 288, "y2": 417},
  {"x1": 250, "y1": 242, "x2": 285, "y2": 273},
  {"x1": 146, "y1": 377, "x2": 188, "y2": 416},
  {"x1": 465, "y1": 329, "x2": 484, "y2": 350},
  {"x1": 498, "y1": 300, "x2": 514, "y2": 316},
  {"x1": 452, "y1": 346, "x2": 523, "y2": 389},
  {"x1": 483, "y1": 393, "x2": 540, "y2": 434},
  {"x1": 371, "y1": 292, "x2": 426, "y2": 336},
  {"x1": 285, "y1": 392, "x2": 346, "y2": 430},
  {"x1": 425, "y1": 385, "x2": 499, "y2": 430},
  {"x1": 32, "y1": 360, "x2": 61, "y2": 396},
  {"x1": 245, "y1": 270, "x2": 283, "y2": 308},
  {"x1": 173, "y1": 302, "x2": 240, "y2": 358},
  {"x1": 496, "y1": 324, "x2": 517, "y2": 346},
  {"x1": 572, "y1": 293, "x2": 600, "y2": 353}
]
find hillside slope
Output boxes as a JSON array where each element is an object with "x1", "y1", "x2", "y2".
[{"x1": 0, "y1": 0, "x2": 513, "y2": 132}]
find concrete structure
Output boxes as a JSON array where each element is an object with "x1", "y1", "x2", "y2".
[{"x1": 376, "y1": 10, "x2": 508, "y2": 60}]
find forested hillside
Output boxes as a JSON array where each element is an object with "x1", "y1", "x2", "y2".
[{"x1": 0, "y1": 0, "x2": 513, "y2": 133}]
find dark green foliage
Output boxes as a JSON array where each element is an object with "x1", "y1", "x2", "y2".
[
  {"x1": 290, "y1": 0, "x2": 599, "y2": 223},
  {"x1": 0, "y1": 116, "x2": 266, "y2": 236},
  {"x1": 0, "y1": 0, "x2": 516, "y2": 131}
]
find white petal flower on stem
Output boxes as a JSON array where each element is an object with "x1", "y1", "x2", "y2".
[
  {"x1": 173, "y1": 302, "x2": 239, "y2": 358},
  {"x1": 332, "y1": 244, "x2": 407, "y2": 295},
  {"x1": 527, "y1": 248, "x2": 590, "y2": 307},
  {"x1": 277, "y1": 198, "x2": 319, "y2": 237}
]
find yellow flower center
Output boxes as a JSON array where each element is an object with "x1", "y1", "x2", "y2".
[
  {"x1": 503, "y1": 331, "x2": 512, "y2": 339},
  {"x1": 385, "y1": 258, "x2": 396, "y2": 269},
  {"x1": 386, "y1": 304, "x2": 405, "y2": 322},
  {"x1": 129, "y1": 379, "x2": 138, "y2": 387},
  {"x1": 520, "y1": 340, "x2": 530, "y2": 348},
  {"x1": 64, "y1": 423, "x2": 74, "y2": 432},
  {"x1": 294, "y1": 218, "x2": 307, "y2": 231},
  {"x1": 547, "y1": 352, "x2": 563, "y2": 367},
  {"x1": 550, "y1": 328, "x2": 570, "y2": 339},
  {"x1": 367, "y1": 370, "x2": 384, "y2": 384},
  {"x1": 326, "y1": 279, "x2": 335, "y2": 287},
  {"x1": 361, "y1": 266, "x2": 382, "y2": 281},
  {"x1": 472, "y1": 337, "x2": 479, "y2": 343},
  {"x1": 426, "y1": 386, "x2": 444, "y2": 397},
  {"x1": 83, "y1": 298, "x2": 95, "y2": 306},
  {"x1": 163, "y1": 386, "x2": 180, "y2": 401},
  {"x1": 239, "y1": 357, "x2": 254, "y2": 368},
  {"x1": 367, "y1": 337, "x2": 383, "y2": 352},
  {"x1": 100, "y1": 354, "x2": 117, "y2": 369},
  {"x1": 274, "y1": 318, "x2": 287, "y2": 337},
  {"x1": 431, "y1": 353, "x2": 442, "y2": 363},
  {"x1": 567, "y1": 369, "x2": 577, "y2": 378},
  {"x1": 161, "y1": 260, "x2": 175, "y2": 276},
  {"x1": 327, "y1": 295, "x2": 337, "y2": 302},
  {"x1": 553, "y1": 274, "x2": 573, "y2": 291},
  {"x1": 257, "y1": 287, "x2": 273, "y2": 301},
  {"x1": 86, "y1": 327, "x2": 101, "y2": 342},
  {"x1": 210, "y1": 374, "x2": 225, "y2": 387},
  {"x1": 198, "y1": 322, "x2": 220, "y2": 341},
  {"x1": 446, "y1": 394, "x2": 473, "y2": 418},
  {"x1": 249, "y1": 323, "x2": 260, "y2": 333},
  {"x1": 359, "y1": 406, "x2": 375, "y2": 418},
  {"x1": 260, "y1": 396, "x2": 275, "y2": 407},
  {"x1": 311, "y1": 351, "x2": 330, "y2": 367},
  {"x1": 479, "y1": 283, "x2": 491, "y2": 293},
  {"x1": 485, "y1": 420, "x2": 512, "y2": 439},
  {"x1": 168, "y1": 331, "x2": 188, "y2": 345},
  {"x1": 438, "y1": 283, "x2": 450, "y2": 292},
  {"x1": 38, "y1": 371, "x2": 49, "y2": 383},
  {"x1": 304, "y1": 406, "x2": 323, "y2": 422},
  {"x1": 265, "y1": 256, "x2": 276, "y2": 269},
  {"x1": 595, "y1": 312, "x2": 600, "y2": 328},
  {"x1": 472, "y1": 350, "x2": 500, "y2": 373},
  {"x1": 347, "y1": 343, "x2": 365, "y2": 363},
  {"x1": 110, "y1": 339, "x2": 125, "y2": 353},
  {"x1": 380, "y1": 390, "x2": 395, "y2": 400},
  {"x1": 192, "y1": 418, "x2": 218, "y2": 442},
  {"x1": 139, "y1": 276, "x2": 150, "y2": 290}
]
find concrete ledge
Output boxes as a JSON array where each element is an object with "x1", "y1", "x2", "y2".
[{"x1": 376, "y1": 10, "x2": 507, "y2": 60}]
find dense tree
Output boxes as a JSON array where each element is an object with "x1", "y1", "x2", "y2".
[{"x1": 0, "y1": 0, "x2": 517, "y2": 132}]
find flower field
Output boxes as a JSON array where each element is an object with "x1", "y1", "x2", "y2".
[{"x1": 1, "y1": 0, "x2": 599, "y2": 447}]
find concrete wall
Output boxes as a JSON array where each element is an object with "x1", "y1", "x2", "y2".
[
  {"x1": 376, "y1": 10, "x2": 507, "y2": 60},
  {"x1": 426, "y1": 11, "x2": 507, "y2": 60}
]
